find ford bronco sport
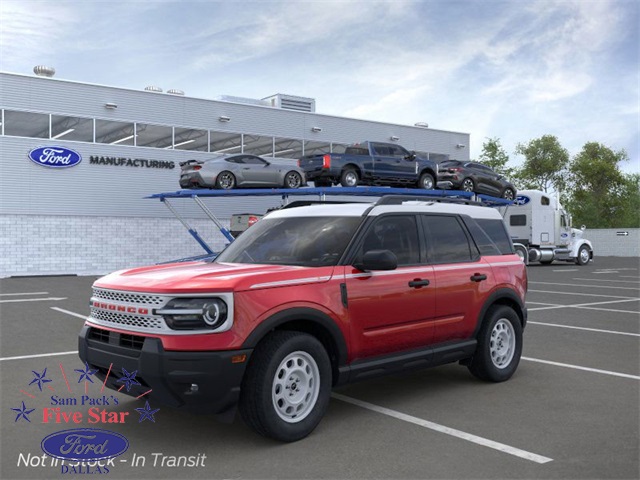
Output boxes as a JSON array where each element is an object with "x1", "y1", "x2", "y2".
[{"x1": 79, "y1": 196, "x2": 527, "y2": 442}]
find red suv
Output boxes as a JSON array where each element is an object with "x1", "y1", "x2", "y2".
[{"x1": 79, "y1": 196, "x2": 527, "y2": 442}]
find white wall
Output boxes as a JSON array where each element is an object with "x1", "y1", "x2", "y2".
[{"x1": 584, "y1": 228, "x2": 640, "y2": 258}]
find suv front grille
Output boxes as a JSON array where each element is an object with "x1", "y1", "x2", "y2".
[
  {"x1": 90, "y1": 307, "x2": 164, "y2": 330},
  {"x1": 92, "y1": 288, "x2": 164, "y2": 305}
]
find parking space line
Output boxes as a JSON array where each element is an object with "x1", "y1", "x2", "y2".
[
  {"x1": 0, "y1": 292, "x2": 49, "y2": 296},
  {"x1": 572, "y1": 278, "x2": 640, "y2": 284},
  {"x1": 530, "y1": 282, "x2": 640, "y2": 291},
  {"x1": 332, "y1": 393, "x2": 553, "y2": 463},
  {"x1": 0, "y1": 351, "x2": 77, "y2": 362},
  {"x1": 573, "y1": 305, "x2": 640, "y2": 315},
  {"x1": 51, "y1": 307, "x2": 87, "y2": 319},
  {"x1": 522, "y1": 357, "x2": 640, "y2": 380},
  {"x1": 529, "y1": 290, "x2": 638, "y2": 299},
  {"x1": 552, "y1": 269, "x2": 578, "y2": 272},
  {"x1": 528, "y1": 298, "x2": 640, "y2": 312},
  {"x1": 528, "y1": 321, "x2": 640, "y2": 337},
  {"x1": 0, "y1": 297, "x2": 67, "y2": 304}
]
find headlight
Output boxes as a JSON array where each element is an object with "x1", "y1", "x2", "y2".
[{"x1": 157, "y1": 298, "x2": 228, "y2": 331}]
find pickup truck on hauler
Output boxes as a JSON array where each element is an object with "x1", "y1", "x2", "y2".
[
  {"x1": 298, "y1": 141, "x2": 441, "y2": 189},
  {"x1": 79, "y1": 192, "x2": 526, "y2": 442}
]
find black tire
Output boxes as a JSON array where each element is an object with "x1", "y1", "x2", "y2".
[
  {"x1": 461, "y1": 178, "x2": 475, "y2": 192},
  {"x1": 340, "y1": 169, "x2": 359, "y2": 187},
  {"x1": 502, "y1": 188, "x2": 515, "y2": 200},
  {"x1": 575, "y1": 245, "x2": 590, "y2": 265},
  {"x1": 417, "y1": 172, "x2": 435, "y2": 190},
  {"x1": 468, "y1": 305, "x2": 522, "y2": 382},
  {"x1": 284, "y1": 171, "x2": 303, "y2": 189},
  {"x1": 216, "y1": 171, "x2": 236, "y2": 190},
  {"x1": 239, "y1": 331, "x2": 332, "y2": 442},
  {"x1": 514, "y1": 244, "x2": 528, "y2": 265}
]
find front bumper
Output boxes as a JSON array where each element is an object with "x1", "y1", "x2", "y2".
[{"x1": 78, "y1": 325, "x2": 251, "y2": 414}]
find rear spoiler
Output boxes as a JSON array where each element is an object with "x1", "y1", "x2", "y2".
[{"x1": 179, "y1": 159, "x2": 202, "y2": 167}]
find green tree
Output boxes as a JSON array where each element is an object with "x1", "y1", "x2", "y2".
[
  {"x1": 514, "y1": 135, "x2": 569, "y2": 193},
  {"x1": 565, "y1": 142, "x2": 636, "y2": 228},
  {"x1": 478, "y1": 137, "x2": 516, "y2": 178}
]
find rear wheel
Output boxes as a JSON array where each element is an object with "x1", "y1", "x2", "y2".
[
  {"x1": 417, "y1": 172, "x2": 435, "y2": 190},
  {"x1": 284, "y1": 171, "x2": 303, "y2": 189},
  {"x1": 340, "y1": 169, "x2": 359, "y2": 187},
  {"x1": 468, "y1": 305, "x2": 522, "y2": 382},
  {"x1": 239, "y1": 331, "x2": 331, "y2": 442},
  {"x1": 216, "y1": 171, "x2": 236, "y2": 189},
  {"x1": 461, "y1": 178, "x2": 475, "y2": 192}
]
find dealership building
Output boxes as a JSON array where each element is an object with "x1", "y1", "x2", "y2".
[{"x1": 0, "y1": 69, "x2": 470, "y2": 277}]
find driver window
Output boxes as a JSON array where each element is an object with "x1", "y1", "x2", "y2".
[{"x1": 359, "y1": 216, "x2": 420, "y2": 265}]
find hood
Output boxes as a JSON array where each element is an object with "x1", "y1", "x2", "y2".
[{"x1": 94, "y1": 261, "x2": 333, "y2": 294}]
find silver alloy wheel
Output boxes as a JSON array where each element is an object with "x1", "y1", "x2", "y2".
[
  {"x1": 217, "y1": 172, "x2": 235, "y2": 189},
  {"x1": 272, "y1": 351, "x2": 320, "y2": 423},
  {"x1": 489, "y1": 319, "x2": 516, "y2": 369},
  {"x1": 285, "y1": 172, "x2": 302, "y2": 188},
  {"x1": 462, "y1": 178, "x2": 474, "y2": 192},
  {"x1": 420, "y1": 175, "x2": 434, "y2": 189},
  {"x1": 343, "y1": 171, "x2": 358, "y2": 187},
  {"x1": 503, "y1": 188, "x2": 515, "y2": 200},
  {"x1": 579, "y1": 246, "x2": 590, "y2": 264}
]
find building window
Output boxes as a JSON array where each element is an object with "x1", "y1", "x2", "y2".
[
  {"x1": 136, "y1": 123, "x2": 173, "y2": 149},
  {"x1": 210, "y1": 131, "x2": 243, "y2": 154},
  {"x1": 3, "y1": 110, "x2": 49, "y2": 138},
  {"x1": 95, "y1": 119, "x2": 135, "y2": 145},
  {"x1": 173, "y1": 127, "x2": 208, "y2": 151},
  {"x1": 51, "y1": 115, "x2": 94, "y2": 142}
]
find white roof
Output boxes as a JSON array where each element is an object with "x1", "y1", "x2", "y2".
[{"x1": 266, "y1": 200, "x2": 502, "y2": 220}]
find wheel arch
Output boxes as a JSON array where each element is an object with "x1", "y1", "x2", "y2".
[
  {"x1": 473, "y1": 288, "x2": 527, "y2": 337},
  {"x1": 419, "y1": 167, "x2": 437, "y2": 180},
  {"x1": 341, "y1": 163, "x2": 362, "y2": 178},
  {"x1": 242, "y1": 307, "x2": 348, "y2": 385}
]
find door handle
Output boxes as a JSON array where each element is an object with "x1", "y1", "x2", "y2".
[
  {"x1": 470, "y1": 273, "x2": 487, "y2": 282},
  {"x1": 408, "y1": 279, "x2": 430, "y2": 288}
]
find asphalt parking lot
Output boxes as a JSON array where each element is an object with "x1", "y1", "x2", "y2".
[{"x1": 1, "y1": 256, "x2": 638, "y2": 480}]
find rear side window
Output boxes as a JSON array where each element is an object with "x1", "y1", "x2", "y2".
[
  {"x1": 475, "y1": 218, "x2": 514, "y2": 255},
  {"x1": 422, "y1": 215, "x2": 474, "y2": 263}
]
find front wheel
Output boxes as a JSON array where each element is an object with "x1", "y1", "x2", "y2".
[
  {"x1": 502, "y1": 188, "x2": 515, "y2": 200},
  {"x1": 239, "y1": 331, "x2": 331, "y2": 442},
  {"x1": 468, "y1": 305, "x2": 522, "y2": 382},
  {"x1": 340, "y1": 169, "x2": 359, "y2": 187},
  {"x1": 576, "y1": 245, "x2": 590, "y2": 265},
  {"x1": 417, "y1": 172, "x2": 435, "y2": 190},
  {"x1": 284, "y1": 171, "x2": 303, "y2": 189}
]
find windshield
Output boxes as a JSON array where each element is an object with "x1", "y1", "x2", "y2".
[{"x1": 215, "y1": 216, "x2": 363, "y2": 267}]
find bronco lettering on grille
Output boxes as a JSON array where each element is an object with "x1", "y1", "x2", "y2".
[{"x1": 90, "y1": 301, "x2": 149, "y2": 315}]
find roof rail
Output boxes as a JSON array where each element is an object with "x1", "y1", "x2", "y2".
[{"x1": 375, "y1": 194, "x2": 479, "y2": 206}]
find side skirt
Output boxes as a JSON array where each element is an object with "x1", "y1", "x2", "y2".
[{"x1": 336, "y1": 339, "x2": 477, "y2": 385}]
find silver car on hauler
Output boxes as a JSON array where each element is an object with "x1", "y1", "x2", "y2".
[{"x1": 179, "y1": 154, "x2": 307, "y2": 190}]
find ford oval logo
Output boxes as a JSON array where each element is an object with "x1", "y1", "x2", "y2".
[
  {"x1": 41, "y1": 428, "x2": 128, "y2": 462},
  {"x1": 28, "y1": 146, "x2": 82, "y2": 168},
  {"x1": 561, "y1": 233, "x2": 568, "y2": 238},
  {"x1": 514, "y1": 195, "x2": 530, "y2": 206}
]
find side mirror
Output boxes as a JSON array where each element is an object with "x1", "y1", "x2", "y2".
[
  {"x1": 354, "y1": 249, "x2": 398, "y2": 271},
  {"x1": 404, "y1": 151, "x2": 417, "y2": 161}
]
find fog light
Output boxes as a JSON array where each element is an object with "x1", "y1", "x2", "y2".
[{"x1": 190, "y1": 384, "x2": 199, "y2": 393}]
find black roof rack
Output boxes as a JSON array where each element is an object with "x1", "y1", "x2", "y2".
[{"x1": 375, "y1": 194, "x2": 482, "y2": 206}]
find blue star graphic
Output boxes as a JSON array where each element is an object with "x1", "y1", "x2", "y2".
[
  {"x1": 29, "y1": 368, "x2": 52, "y2": 391},
  {"x1": 11, "y1": 401, "x2": 35, "y2": 423},
  {"x1": 135, "y1": 401, "x2": 159, "y2": 423},
  {"x1": 74, "y1": 362, "x2": 98, "y2": 383},
  {"x1": 116, "y1": 368, "x2": 141, "y2": 392}
]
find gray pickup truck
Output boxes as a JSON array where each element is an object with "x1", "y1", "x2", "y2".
[{"x1": 298, "y1": 141, "x2": 442, "y2": 189}]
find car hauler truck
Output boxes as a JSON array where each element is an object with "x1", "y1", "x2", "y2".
[{"x1": 500, "y1": 189, "x2": 593, "y2": 266}]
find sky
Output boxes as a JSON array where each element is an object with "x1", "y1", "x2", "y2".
[{"x1": 1, "y1": 0, "x2": 638, "y2": 173}]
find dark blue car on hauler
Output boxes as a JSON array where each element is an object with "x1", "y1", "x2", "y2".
[{"x1": 298, "y1": 141, "x2": 442, "y2": 190}]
